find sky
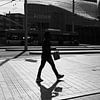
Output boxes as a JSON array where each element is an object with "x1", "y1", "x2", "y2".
[{"x1": 0, "y1": 0, "x2": 24, "y2": 14}]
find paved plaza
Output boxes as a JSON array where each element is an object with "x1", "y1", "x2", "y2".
[{"x1": 0, "y1": 50, "x2": 100, "y2": 100}]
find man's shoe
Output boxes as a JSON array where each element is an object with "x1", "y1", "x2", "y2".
[
  {"x1": 57, "y1": 74, "x2": 64, "y2": 80},
  {"x1": 36, "y1": 78, "x2": 43, "y2": 82}
]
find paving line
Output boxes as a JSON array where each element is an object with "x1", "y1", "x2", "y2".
[
  {"x1": 9, "y1": 60, "x2": 40, "y2": 100},
  {"x1": 0, "y1": 67, "x2": 21, "y2": 100},
  {"x1": 5, "y1": 64, "x2": 32, "y2": 100},
  {"x1": 0, "y1": 83, "x2": 6, "y2": 100},
  {"x1": 8, "y1": 65, "x2": 38, "y2": 100}
]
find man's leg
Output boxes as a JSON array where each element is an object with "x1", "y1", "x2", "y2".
[
  {"x1": 37, "y1": 58, "x2": 46, "y2": 81},
  {"x1": 47, "y1": 57, "x2": 59, "y2": 76},
  {"x1": 47, "y1": 56, "x2": 64, "y2": 79}
]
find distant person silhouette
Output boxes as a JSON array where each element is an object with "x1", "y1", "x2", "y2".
[
  {"x1": 36, "y1": 31, "x2": 64, "y2": 82},
  {"x1": 36, "y1": 80, "x2": 63, "y2": 100}
]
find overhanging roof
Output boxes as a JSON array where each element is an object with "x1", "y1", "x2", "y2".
[{"x1": 27, "y1": 0, "x2": 99, "y2": 20}]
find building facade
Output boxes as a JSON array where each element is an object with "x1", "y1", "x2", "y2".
[
  {"x1": 1, "y1": 0, "x2": 100, "y2": 45},
  {"x1": 27, "y1": 3, "x2": 100, "y2": 45},
  {"x1": 5, "y1": 13, "x2": 24, "y2": 29},
  {"x1": 0, "y1": 13, "x2": 24, "y2": 45},
  {"x1": 0, "y1": 14, "x2": 6, "y2": 45}
]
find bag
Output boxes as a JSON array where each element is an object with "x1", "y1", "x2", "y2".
[{"x1": 53, "y1": 50, "x2": 60, "y2": 60}]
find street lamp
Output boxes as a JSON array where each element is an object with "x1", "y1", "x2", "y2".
[
  {"x1": 72, "y1": 0, "x2": 75, "y2": 33},
  {"x1": 24, "y1": 0, "x2": 28, "y2": 51},
  {"x1": 12, "y1": 0, "x2": 28, "y2": 50}
]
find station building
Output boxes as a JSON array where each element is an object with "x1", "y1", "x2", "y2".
[
  {"x1": 1, "y1": 0, "x2": 100, "y2": 46},
  {"x1": 27, "y1": 0, "x2": 100, "y2": 45}
]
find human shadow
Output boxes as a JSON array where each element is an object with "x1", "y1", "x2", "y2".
[{"x1": 36, "y1": 80, "x2": 63, "y2": 100}]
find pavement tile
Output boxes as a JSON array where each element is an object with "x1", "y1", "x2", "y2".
[{"x1": 0, "y1": 54, "x2": 100, "y2": 100}]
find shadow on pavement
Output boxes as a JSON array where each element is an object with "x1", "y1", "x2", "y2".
[
  {"x1": 13, "y1": 50, "x2": 26, "y2": 59},
  {"x1": 0, "y1": 51, "x2": 26, "y2": 66},
  {"x1": 36, "y1": 80, "x2": 63, "y2": 100},
  {"x1": 0, "y1": 59, "x2": 10, "y2": 66}
]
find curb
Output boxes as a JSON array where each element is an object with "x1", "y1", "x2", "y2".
[
  {"x1": 29, "y1": 50, "x2": 100, "y2": 55},
  {"x1": 5, "y1": 48, "x2": 100, "y2": 51},
  {"x1": 0, "y1": 49, "x2": 6, "y2": 51}
]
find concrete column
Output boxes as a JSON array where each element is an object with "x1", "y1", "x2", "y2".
[
  {"x1": 72, "y1": 0, "x2": 75, "y2": 33},
  {"x1": 24, "y1": 0, "x2": 28, "y2": 50}
]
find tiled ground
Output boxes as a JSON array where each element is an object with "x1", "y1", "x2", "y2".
[{"x1": 0, "y1": 54, "x2": 100, "y2": 100}]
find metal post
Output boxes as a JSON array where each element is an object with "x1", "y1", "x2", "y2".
[
  {"x1": 72, "y1": 0, "x2": 75, "y2": 33},
  {"x1": 24, "y1": 0, "x2": 28, "y2": 51}
]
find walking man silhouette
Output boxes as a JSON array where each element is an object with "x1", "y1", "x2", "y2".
[{"x1": 36, "y1": 31, "x2": 64, "y2": 82}]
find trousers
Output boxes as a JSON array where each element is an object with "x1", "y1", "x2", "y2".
[{"x1": 37, "y1": 55, "x2": 59, "y2": 78}]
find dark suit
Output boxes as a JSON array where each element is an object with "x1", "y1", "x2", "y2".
[{"x1": 37, "y1": 39, "x2": 59, "y2": 79}]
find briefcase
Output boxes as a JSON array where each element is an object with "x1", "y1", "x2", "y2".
[{"x1": 53, "y1": 50, "x2": 60, "y2": 60}]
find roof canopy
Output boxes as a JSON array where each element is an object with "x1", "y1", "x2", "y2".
[{"x1": 27, "y1": 0, "x2": 99, "y2": 20}]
